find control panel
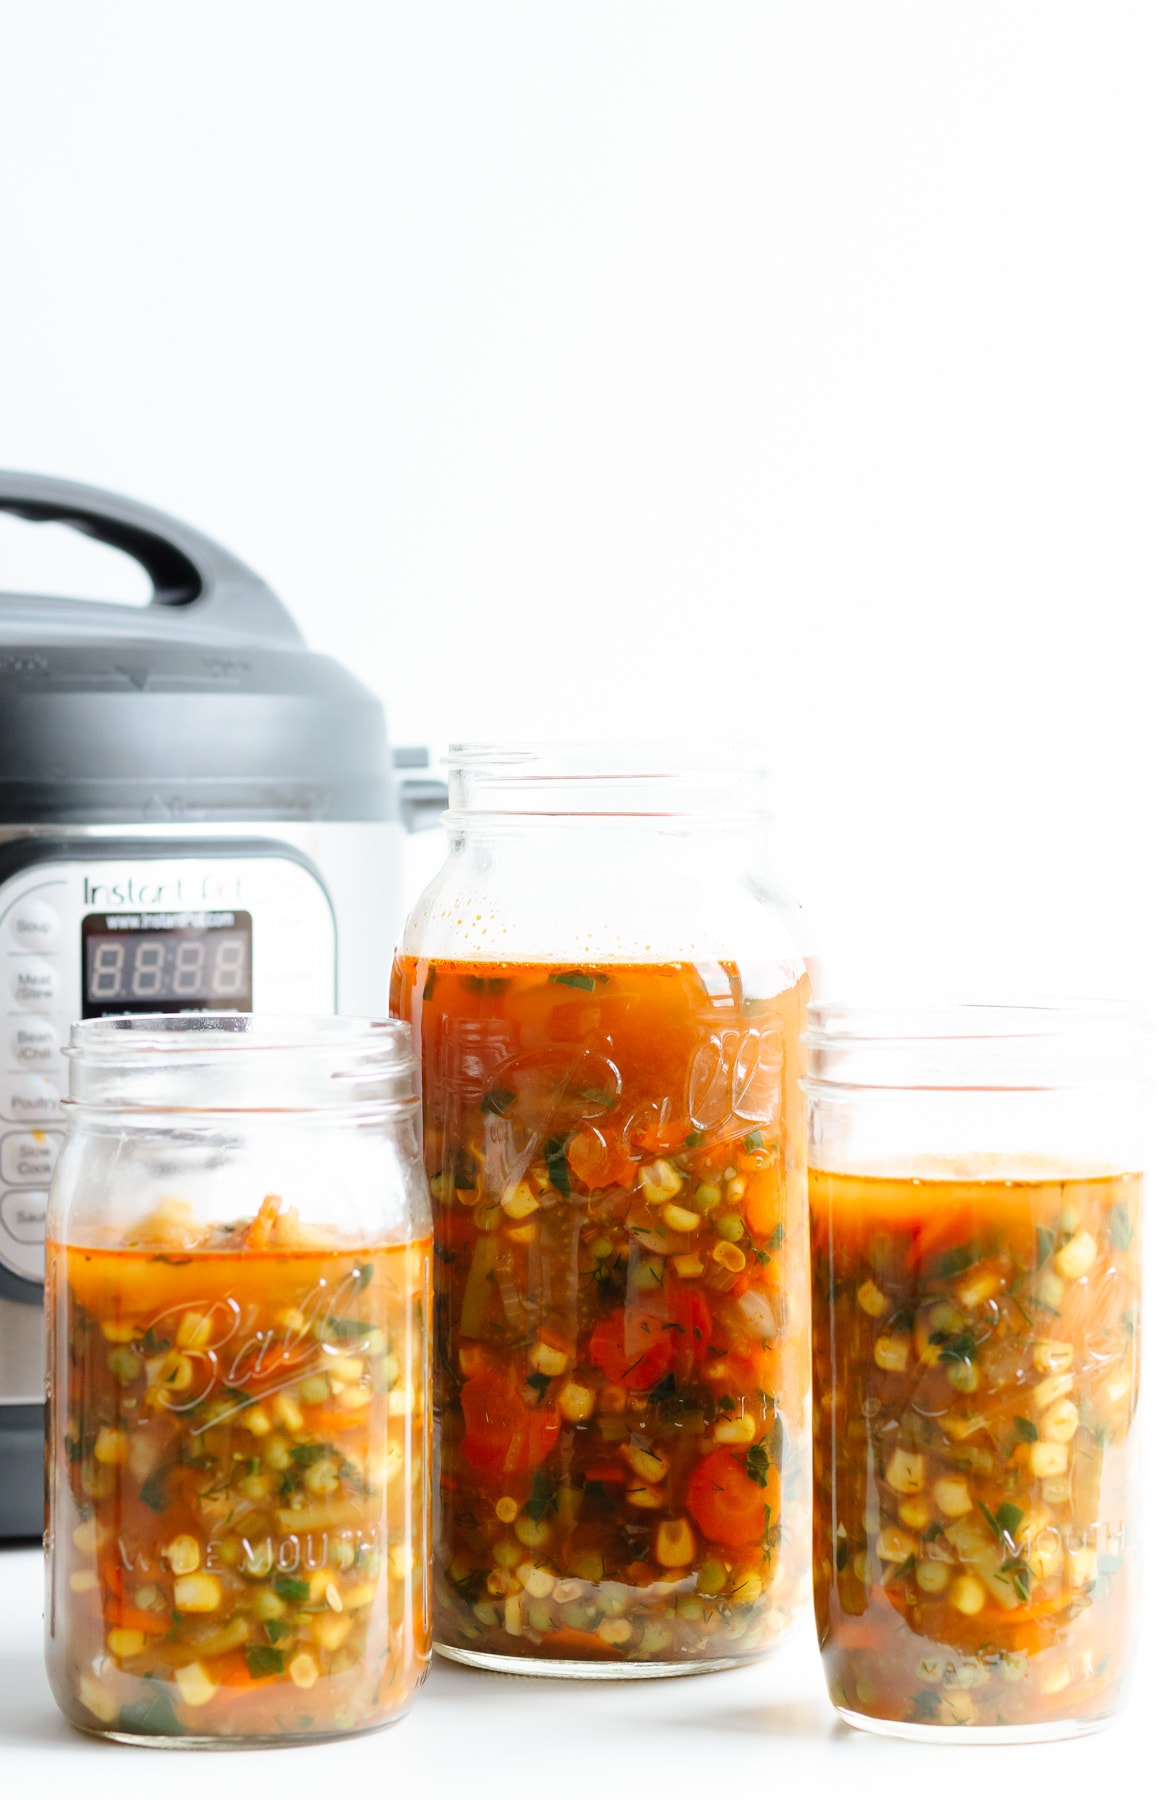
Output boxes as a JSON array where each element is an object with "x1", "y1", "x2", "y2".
[{"x1": 0, "y1": 850, "x2": 336, "y2": 1289}]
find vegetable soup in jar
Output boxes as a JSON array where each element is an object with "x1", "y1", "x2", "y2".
[
  {"x1": 804, "y1": 1003, "x2": 1149, "y2": 1742},
  {"x1": 391, "y1": 747, "x2": 813, "y2": 1676},
  {"x1": 45, "y1": 1017, "x2": 432, "y2": 1746}
]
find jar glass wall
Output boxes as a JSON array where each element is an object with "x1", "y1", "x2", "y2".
[
  {"x1": 391, "y1": 745, "x2": 812, "y2": 1677},
  {"x1": 44, "y1": 1015, "x2": 432, "y2": 1746},
  {"x1": 804, "y1": 1002, "x2": 1149, "y2": 1742}
]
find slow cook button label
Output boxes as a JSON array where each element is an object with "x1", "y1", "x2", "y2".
[
  {"x1": 0, "y1": 1190, "x2": 47, "y2": 1281},
  {"x1": 6, "y1": 897, "x2": 60, "y2": 952},
  {"x1": 1, "y1": 1131, "x2": 62, "y2": 1186},
  {"x1": 9, "y1": 959, "x2": 59, "y2": 1008},
  {"x1": 0, "y1": 1074, "x2": 62, "y2": 1124},
  {"x1": 8, "y1": 1017, "x2": 64, "y2": 1068}
]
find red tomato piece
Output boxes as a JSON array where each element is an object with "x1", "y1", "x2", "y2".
[
  {"x1": 685, "y1": 1445, "x2": 778, "y2": 1548},
  {"x1": 588, "y1": 1311, "x2": 674, "y2": 1392},
  {"x1": 460, "y1": 1371, "x2": 560, "y2": 1480}
]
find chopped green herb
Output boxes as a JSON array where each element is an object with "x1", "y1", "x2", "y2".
[
  {"x1": 290, "y1": 1443, "x2": 337, "y2": 1466},
  {"x1": 274, "y1": 1576, "x2": 310, "y2": 1603},
  {"x1": 264, "y1": 1619, "x2": 291, "y2": 1643},
  {"x1": 525, "y1": 1371, "x2": 552, "y2": 1401},
  {"x1": 1001, "y1": 1556, "x2": 1032, "y2": 1601},
  {"x1": 684, "y1": 1131, "x2": 705, "y2": 1148},
  {"x1": 741, "y1": 1443, "x2": 770, "y2": 1488},
  {"x1": 549, "y1": 971, "x2": 596, "y2": 991},
  {"x1": 353, "y1": 1262, "x2": 374, "y2": 1291},
  {"x1": 525, "y1": 1471, "x2": 554, "y2": 1522},
  {"x1": 836, "y1": 1539, "x2": 850, "y2": 1571},
  {"x1": 978, "y1": 1499, "x2": 1024, "y2": 1543},
  {"x1": 544, "y1": 1137, "x2": 572, "y2": 1199},
  {"x1": 1014, "y1": 1416, "x2": 1038, "y2": 1443},
  {"x1": 648, "y1": 1371, "x2": 678, "y2": 1404},
  {"x1": 117, "y1": 1687, "x2": 186, "y2": 1737},
  {"x1": 1109, "y1": 1204, "x2": 1134, "y2": 1252},
  {"x1": 422, "y1": 965, "x2": 437, "y2": 1001},
  {"x1": 246, "y1": 1645, "x2": 285, "y2": 1679},
  {"x1": 139, "y1": 1467, "x2": 172, "y2": 1513},
  {"x1": 767, "y1": 1224, "x2": 785, "y2": 1250},
  {"x1": 140, "y1": 1326, "x2": 171, "y2": 1355},
  {"x1": 934, "y1": 1329, "x2": 978, "y2": 1364},
  {"x1": 324, "y1": 1316, "x2": 373, "y2": 1339},
  {"x1": 579, "y1": 1086, "x2": 616, "y2": 1109},
  {"x1": 462, "y1": 974, "x2": 510, "y2": 994},
  {"x1": 1036, "y1": 1226, "x2": 1056, "y2": 1268},
  {"x1": 931, "y1": 1245, "x2": 975, "y2": 1280},
  {"x1": 742, "y1": 1131, "x2": 764, "y2": 1153},
  {"x1": 480, "y1": 1088, "x2": 516, "y2": 1115},
  {"x1": 909, "y1": 1689, "x2": 941, "y2": 1720},
  {"x1": 221, "y1": 1386, "x2": 252, "y2": 1405},
  {"x1": 752, "y1": 1246, "x2": 772, "y2": 1267}
]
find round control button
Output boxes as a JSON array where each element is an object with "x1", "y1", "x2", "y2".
[
  {"x1": 8, "y1": 1016, "x2": 64, "y2": 1068},
  {"x1": 6, "y1": 896, "x2": 60, "y2": 951},
  {"x1": 1, "y1": 1131, "x2": 62, "y2": 1186},
  {"x1": 0, "y1": 1190, "x2": 47, "y2": 1283},
  {"x1": 0, "y1": 1074, "x2": 61, "y2": 1125},
  {"x1": 9, "y1": 959, "x2": 58, "y2": 1008}
]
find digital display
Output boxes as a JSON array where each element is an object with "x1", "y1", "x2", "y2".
[{"x1": 81, "y1": 910, "x2": 253, "y2": 1016}]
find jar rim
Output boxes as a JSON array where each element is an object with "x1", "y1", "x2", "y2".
[
  {"x1": 803, "y1": 998, "x2": 1153, "y2": 1093},
  {"x1": 65, "y1": 1013, "x2": 412, "y2": 1059},
  {"x1": 443, "y1": 742, "x2": 773, "y2": 823}
]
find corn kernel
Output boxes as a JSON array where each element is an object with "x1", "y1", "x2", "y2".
[
  {"x1": 171, "y1": 1663, "x2": 216, "y2": 1708},
  {"x1": 622, "y1": 1443, "x2": 670, "y2": 1483},
  {"x1": 272, "y1": 1391, "x2": 304, "y2": 1432},
  {"x1": 173, "y1": 1573, "x2": 222, "y2": 1612},
  {"x1": 898, "y1": 1497, "x2": 932, "y2": 1532},
  {"x1": 312, "y1": 1612, "x2": 353, "y2": 1652},
  {"x1": 165, "y1": 1534, "x2": 202, "y2": 1575},
  {"x1": 69, "y1": 1569, "x2": 98, "y2": 1593},
  {"x1": 241, "y1": 1405, "x2": 272, "y2": 1436},
  {"x1": 1054, "y1": 1231, "x2": 1097, "y2": 1281},
  {"x1": 327, "y1": 1356, "x2": 366, "y2": 1383},
  {"x1": 857, "y1": 1280, "x2": 890, "y2": 1317},
  {"x1": 712, "y1": 1241, "x2": 747, "y2": 1273},
  {"x1": 176, "y1": 1311, "x2": 213, "y2": 1350},
  {"x1": 662, "y1": 1203, "x2": 701, "y2": 1234},
  {"x1": 1033, "y1": 1338, "x2": 1074, "y2": 1376},
  {"x1": 503, "y1": 1594, "x2": 523, "y2": 1635},
  {"x1": 93, "y1": 1426, "x2": 127, "y2": 1466},
  {"x1": 949, "y1": 1574, "x2": 987, "y2": 1616},
  {"x1": 78, "y1": 1673, "x2": 119, "y2": 1722},
  {"x1": 954, "y1": 1264, "x2": 1004, "y2": 1309},
  {"x1": 519, "y1": 1562, "x2": 556, "y2": 1599},
  {"x1": 670, "y1": 1253, "x2": 705, "y2": 1279},
  {"x1": 558, "y1": 1381, "x2": 596, "y2": 1422},
  {"x1": 337, "y1": 1383, "x2": 372, "y2": 1411},
  {"x1": 1040, "y1": 1661, "x2": 1074, "y2": 1695},
  {"x1": 343, "y1": 1580, "x2": 379, "y2": 1611},
  {"x1": 1039, "y1": 1397, "x2": 1080, "y2": 1443},
  {"x1": 626, "y1": 1482, "x2": 665, "y2": 1509},
  {"x1": 1029, "y1": 1438, "x2": 1069, "y2": 1477},
  {"x1": 288, "y1": 1653, "x2": 318, "y2": 1689},
  {"x1": 639, "y1": 1159, "x2": 684, "y2": 1204},
  {"x1": 933, "y1": 1477, "x2": 973, "y2": 1518},
  {"x1": 107, "y1": 1627, "x2": 145, "y2": 1658},
  {"x1": 713, "y1": 1414, "x2": 757, "y2": 1446},
  {"x1": 730, "y1": 1571, "x2": 764, "y2": 1605},
  {"x1": 654, "y1": 1517, "x2": 696, "y2": 1567},
  {"x1": 515, "y1": 1516, "x2": 552, "y2": 1550},
  {"x1": 507, "y1": 1222, "x2": 538, "y2": 1244},
  {"x1": 597, "y1": 1617, "x2": 633, "y2": 1645},
  {"x1": 100, "y1": 1320, "x2": 139, "y2": 1344},
  {"x1": 1036, "y1": 1268, "x2": 1066, "y2": 1311},
  {"x1": 885, "y1": 1448, "x2": 926, "y2": 1495},
  {"x1": 725, "y1": 1175, "x2": 748, "y2": 1204},
  {"x1": 915, "y1": 1560, "x2": 951, "y2": 1594},
  {"x1": 874, "y1": 1334, "x2": 910, "y2": 1372},
  {"x1": 530, "y1": 1338, "x2": 570, "y2": 1378},
  {"x1": 1069, "y1": 1546, "x2": 1098, "y2": 1588},
  {"x1": 495, "y1": 1496, "x2": 520, "y2": 1523},
  {"x1": 876, "y1": 1525, "x2": 917, "y2": 1562}
]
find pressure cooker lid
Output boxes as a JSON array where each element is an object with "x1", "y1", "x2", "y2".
[{"x1": 0, "y1": 472, "x2": 395, "y2": 824}]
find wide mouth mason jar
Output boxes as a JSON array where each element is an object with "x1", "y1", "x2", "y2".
[
  {"x1": 803, "y1": 1001, "x2": 1150, "y2": 1743},
  {"x1": 44, "y1": 1015, "x2": 432, "y2": 1746},
  {"x1": 390, "y1": 744, "x2": 812, "y2": 1677}
]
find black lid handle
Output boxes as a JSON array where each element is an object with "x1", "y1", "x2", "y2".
[{"x1": 0, "y1": 470, "x2": 301, "y2": 645}]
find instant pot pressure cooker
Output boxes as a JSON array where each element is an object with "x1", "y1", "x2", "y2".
[{"x1": 0, "y1": 471, "x2": 442, "y2": 1534}]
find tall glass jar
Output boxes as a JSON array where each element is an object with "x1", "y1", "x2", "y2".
[
  {"x1": 45, "y1": 1016, "x2": 432, "y2": 1746},
  {"x1": 804, "y1": 1002, "x2": 1150, "y2": 1742},
  {"x1": 390, "y1": 745, "x2": 811, "y2": 1676}
]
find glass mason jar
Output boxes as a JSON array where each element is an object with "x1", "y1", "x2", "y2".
[
  {"x1": 804, "y1": 1002, "x2": 1150, "y2": 1743},
  {"x1": 390, "y1": 745, "x2": 812, "y2": 1677},
  {"x1": 44, "y1": 1015, "x2": 432, "y2": 1747}
]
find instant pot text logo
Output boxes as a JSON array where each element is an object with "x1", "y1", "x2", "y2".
[{"x1": 82, "y1": 870, "x2": 244, "y2": 907}]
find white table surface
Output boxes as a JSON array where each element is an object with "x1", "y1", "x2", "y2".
[{"x1": 0, "y1": 1542, "x2": 1155, "y2": 1798}]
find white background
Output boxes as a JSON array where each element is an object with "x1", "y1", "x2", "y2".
[{"x1": 0, "y1": 4, "x2": 1164, "y2": 1791}]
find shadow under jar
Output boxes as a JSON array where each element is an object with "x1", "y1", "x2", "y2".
[
  {"x1": 45, "y1": 1016, "x2": 432, "y2": 1747},
  {"x1": 804, "y1": 1002, "x2": 1149, "y2": 1743},
  {"x1": 390, "y1": 745, "x2": 813, "y2": 1677}
]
